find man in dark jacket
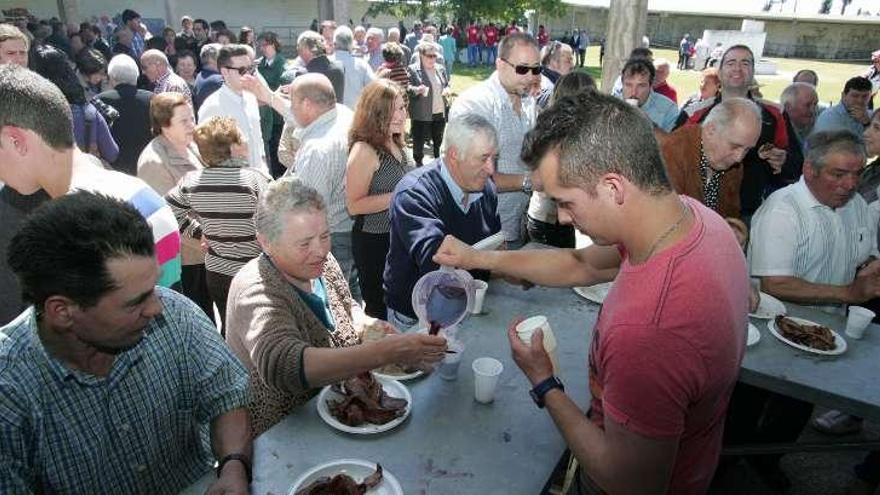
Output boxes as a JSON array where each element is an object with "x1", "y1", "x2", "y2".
[
  {"x1": 193, "y1": 43, "x2": 224, "y2": 113},
  {"x1": 287, "y1": 30, "x2": 344, "y2": 104},
  {"x1": 96, "y1": 54, "x2": 153, "y2": 176}
]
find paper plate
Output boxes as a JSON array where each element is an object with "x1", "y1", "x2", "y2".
[
  {"x1": 747, "y1": 322, "x2": 760, "y2": 347},
  {"x1": 317, "y1": 377, "x2": 411, "y2": 434},
  {"x1": 749, "y1": 292, "x2": 787, "y2": 319},
  {"x1": 288, "y1": 459, "x2": 403, "y2": 495},
  {"x1": 767, "y1": 316, "x2": 847, "y2": 356},
  {"x1": 572, "y1": 282, "x2": 613, "y2": 305},
  {"x1": 372, "y1": 368, "x2": 425, "y2": 382}
]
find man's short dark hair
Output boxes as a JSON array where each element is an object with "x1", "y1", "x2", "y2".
[
  {"x1": 621, "y1": 58, "x2": 655, "y2": 84},
  {"x1": 216, "y1": 44, "x2": 251, "y2": 68},
  {"x1": 521, "y1": 91, "x2": 671, "y2": 194},
  {"x1": 209, "y1": 20, "x2": 227, "y2": 32},
  {"x1": 121, "y1": 9, "x2": 141, "y2": 24},
  {"x1": 258, "y1": 31, "x2": 281, "y2": 52},
  {"x1": 499, "y1": 32, "x2": 538, "y2": 60},
  {"x1": 628, "y1": 47, "x2": 653, "y2": 61},
  {"x1": 0, "y1": 64, "x2": 73, "y2": 150},
  {"x1": 194, "y1": 18, "x2": 209, "y2": 30},
  {"x1": 8, "y1": 191, "x2": 155, "y2": 309},
  {"x1": 75, "y1": 48, "x2": 106, "y2": 76},
  {"x1": 844, "y1": 76, "x2": 872, "y2": 94},
  {"x1": 721, "y1": 44, "x2": 754, "y2": 68}
]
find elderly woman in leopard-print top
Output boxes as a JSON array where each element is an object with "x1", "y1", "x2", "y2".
[{"x1": 224, "y1": 177, "x2": 447, "y2": 436}]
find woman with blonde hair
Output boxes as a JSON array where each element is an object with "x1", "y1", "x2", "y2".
[
  {"x1": 165, "y1": 116, "x2": 271, "y2": 330},
  {"x1": 345, "y1": 79, "x2": 411, "y2": 319}
]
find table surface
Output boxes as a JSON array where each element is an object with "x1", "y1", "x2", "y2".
[
  {"x1": 182, "y1": 281, "x2": 596, "y2": 495},
  {"x1": 183, "y1": 281, "x2": 880, "y2": 494}
]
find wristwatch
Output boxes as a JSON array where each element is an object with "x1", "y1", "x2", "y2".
[
  {"x1": 217, "y1": 453, "x2": 252, "y2": 482},
  {"x1": 529, "y1": 376, "x2": 564, "y2": 408},
  {"x1": 521, "y1": 175, "x2": 533, "y2": 195}
]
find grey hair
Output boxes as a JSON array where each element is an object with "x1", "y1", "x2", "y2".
[
  {"x1": 702, "y1": 97, "x2": 761, "y2": 133},
  {"x1": 107, "y1": 54, "x2": 139, "y2": 85},
  {"x1": 255, "y1": 177, "x2": 326, "y2": 243},
  {"x1": 441, "y1": 114, "x2": 498, "y2": 158},
  {"x1": 297, "y1": 30, "x2": 326, "y2": 57},
  {"x1": 199, "y1": 43, "x2": 221, "y2": 66},
  {"x1": 140, "y1": 49, "x2": 169, "y2": 67},
  {"x1": 805, "y1": 130, "x2": 866, "y2": 172},
  {"x1": 388, "y1": 27, "x2": 400, "y2": 39},
  {"x1": 366, "y1": 27, "x2": 384, "y2": 41},
  {"x1": 334, "y1": 25, "x2": 353, "y2": 51},
  {"x1": 416, "y1": 41, "x2": 438, "y2": 55},
  {"x1": 780, "y1": 82, "x2": 817, "y2": 110}
]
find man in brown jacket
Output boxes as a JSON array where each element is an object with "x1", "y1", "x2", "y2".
[{"x1": 660, "y1": 97, "x2": 761, "y2": 220}]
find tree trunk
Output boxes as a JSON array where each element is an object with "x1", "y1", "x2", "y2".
[{"x1": 601, "y1": 0, "x2": 649, "y2": 93}]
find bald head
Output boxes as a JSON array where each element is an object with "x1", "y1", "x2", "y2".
[
  {"x1": 141, "y1": 49, "x2": 170, "y2": 83},
  {"x1": 291, "y1": 73, "x2": 336, "y2": 108},
  {"x1": 701, "y1": 97, "x2": 762, "y2": 171},
  {"x1": 289, "y1": 73, "x2": 336, "y2": 128}
]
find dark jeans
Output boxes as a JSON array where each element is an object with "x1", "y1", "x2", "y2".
[
  {"x1": 411, "y1": 114, "x2": 446, "y2": 166},
  {"x1": 205, "y1": 270, "x2": 234, "y2": 334},
  {"x1": 266, "y1": 122, "x2": 285, "y2": 179},
  {"x1": 723, "y1": 382, "x2": 813, "y2": 468},
  {"x1": 181, "y1": 263, "x2": 215, "y2": 325},
  {"x1": 527, "y1": 216, "x2": 575, "y2": 249},
  {"x1": 577, "y1": 48, "x2": 586, "y2": 67},
  {"x1": 352, "y1": 224, "x2": 389, "y2": 320}
]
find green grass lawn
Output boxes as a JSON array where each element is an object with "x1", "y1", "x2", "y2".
[{"x1": 447, "y1": 47, "x2": 867, "y2": 108}]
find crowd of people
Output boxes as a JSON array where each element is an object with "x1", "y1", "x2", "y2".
[{"x1": 1, "y1": 11, "x2": 879, "y2": 495}]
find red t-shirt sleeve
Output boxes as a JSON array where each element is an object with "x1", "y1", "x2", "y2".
[{"x1": 599, "y1": 323, "x2": 706, "y2": 439}]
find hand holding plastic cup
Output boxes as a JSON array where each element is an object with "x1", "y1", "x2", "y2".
[
  {"x1": 515, "y1": 315, "x2": 560, "y2": 375},
  {"x1": 472, "y1": 357, "x2": 503, "y2": 403},
  {"x1": 471, "y1": 280, "x2": 488, "y2": 314},
  {"x1": 846, "y1": 306, "x2": 875, "y2": 339}
]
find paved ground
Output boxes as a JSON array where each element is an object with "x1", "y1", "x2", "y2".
[{"x1": 710, "y1": 412, "x2": 878, "y2": 494}]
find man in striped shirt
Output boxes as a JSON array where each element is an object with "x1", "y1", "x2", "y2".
[
  {"x1": 0, "y1": 65, "x2": 182, "y2": 325},
  {"x1": 749, "y1": 129, "x2": 880, "y2": 312},
  {"x1": 741, "y1": 129, "x2": 880, "y2": 488},
  {"x1": 1, "y1": 191, "x2": 251, "y2": 494}
]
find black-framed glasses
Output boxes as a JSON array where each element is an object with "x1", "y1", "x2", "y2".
[
  {"x1": 500, "y1": 58, "x2": 540, "y2": 75},
  {"x1": 224, "y1": 64, "x2": 255, "y2": 76}
]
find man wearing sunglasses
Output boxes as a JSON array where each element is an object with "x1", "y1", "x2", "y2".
[
  {"x1": 198, "y1": 43, "x2": 269, "y2": 176},
  {"x1": 449, "y1": 32, "x2": 540, "y2": 248}
]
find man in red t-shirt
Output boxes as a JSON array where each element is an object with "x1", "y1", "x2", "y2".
[
  {"x1": 466, "y1": 21, "x2": 480, "y2": 66},
  {"x1": 433, "y1": 91, "x2": 749, "y2": 494},
  {"x1": 482, "y1": 22, "x2": 499, "y2": 65},
  {"x1": 536, "y1": 25, "x2": 549, "y2": 47}
]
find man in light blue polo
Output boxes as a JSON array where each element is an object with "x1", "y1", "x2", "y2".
[
  {"x1": 619, "y1": 58, "x2": 678, "y2": 132},
  {"x1": 813, "y1": 76, "x2": 873, "y2": 139}
]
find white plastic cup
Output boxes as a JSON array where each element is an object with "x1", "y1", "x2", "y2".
[
  {"x1": 515, "y1": 315, "x2": 560, "y2": 375},
  {"x1": 471, "y1": 280, "x2": 488, "y2": 314},
  {"x1": 625, "y1": 98, "x2": 639, "y2": 107},
  {"x1": 846, "y1": 306, "x2": 875, "y2": 339},
  {"x1": 438, "y1": 339, "x2": 464, "y2": 381},
  {"x1": 472, "y1": 357, "x2": 503, "y2": 403}
]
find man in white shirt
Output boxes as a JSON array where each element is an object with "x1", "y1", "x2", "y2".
[
  {"x1": 448, "y1": 32, "x2": 541, "y2": 247},
  {"x1": 749, "y1": 129, "x2": 880, "y2": 313},
  {"x1": 198, "y1": 44, "x2": 269, "y2": 175},
  {"x1": 332, "y1": 26, "x2": 374, "y2": 109}
]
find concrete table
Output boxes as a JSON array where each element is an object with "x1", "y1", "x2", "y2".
[
  {"x1": 741, "y1": 306, "x2": 880, "y2": 424},
  {"x1": 182, "y1": 282, "x2": 596, "y2": 495}
]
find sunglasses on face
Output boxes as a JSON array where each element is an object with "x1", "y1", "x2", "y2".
[
  {"x1": 501, "y1": 58, "x2": 540, "y2": 75},
  {"x1": 225, "y1": 65, "x2": 255, "y2": 76}
]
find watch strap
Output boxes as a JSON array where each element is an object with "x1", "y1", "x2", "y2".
[
  {"x1": 217, "y1": 453, "x2": 252, "y2": 483},
  {"x1": 530, "y1": 375, "x2": 564, "y2": 408}
]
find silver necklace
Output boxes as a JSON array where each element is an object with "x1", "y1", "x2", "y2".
[{"x1": 643, "y1": 201, "x2": 689, "y2": 261}]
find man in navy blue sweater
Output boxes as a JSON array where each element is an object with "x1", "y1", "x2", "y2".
[{"x1": 384, "y1": 114, "x2": 502, "y2": 328}]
